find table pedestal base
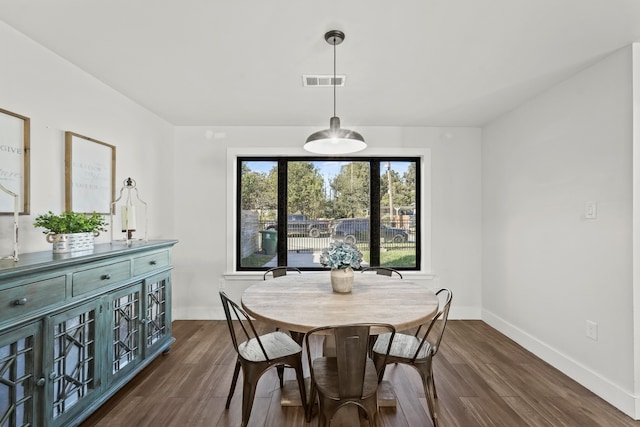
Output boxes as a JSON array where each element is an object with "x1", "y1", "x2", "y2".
[{"x1": 280, "y1": 379, "x2": 397, "y2": 407}]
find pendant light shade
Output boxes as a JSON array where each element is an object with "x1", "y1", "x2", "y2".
[
  {"x1": 304, "y1": 30, "x2": 366, "y2": 154},
  {"x1": 304, "y1": 116, "x2": 366, "y2": 154}
]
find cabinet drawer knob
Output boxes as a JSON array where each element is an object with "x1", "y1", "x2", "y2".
[
  {"x1": 36, "y1": 378, "x2": 46, "y2": 387},
  {"x1": 101, "y1": 274, "x2": 111, "y2": 280},
  {"x1": 13, "y1": 297, "x2": 28, "y2": 306},
  {"x1": 149, "y1": 260, "x2": 157, "y2": 265}
]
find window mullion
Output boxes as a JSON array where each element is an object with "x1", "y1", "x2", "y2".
[
  {"x1": 277, "y1": 160, "x2": 288, "y2": 265},
  {"x1": 369, "y1": 161, "x2": 381, "y2": 266}
]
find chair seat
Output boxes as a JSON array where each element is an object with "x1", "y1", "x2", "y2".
[
  {"x1": 373, "y1": 332, "x2": 432, "y2": 361},
  {"x1": 312, "y1": 357, "x2": 379, "y2": 399},
  {"x1": 238, "y1": 331, "x2": 302, "y2": 362}
]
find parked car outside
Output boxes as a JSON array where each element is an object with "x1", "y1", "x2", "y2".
[
  {"x1": 330, "y1": 218, "x2": 408, "y2": 245},
  {"x1": 264, "y1": 214, "x2": 330, "y2": 237}
]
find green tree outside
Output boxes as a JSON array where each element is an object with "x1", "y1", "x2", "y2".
[
  {"x1": 329, "y1": 162, "x2": 370, "y2": 219},
  {"x1": 287, "y1": 162, "x2": 326, "y2": 218}
]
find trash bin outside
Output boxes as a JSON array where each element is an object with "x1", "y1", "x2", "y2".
[{"x1": 260, "y1": 229, "x2": 277, "y2": 255}]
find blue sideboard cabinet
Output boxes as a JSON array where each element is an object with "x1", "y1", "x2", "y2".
[{"x1": 0, "y1": 240, "x2": 178, "y2": 427}]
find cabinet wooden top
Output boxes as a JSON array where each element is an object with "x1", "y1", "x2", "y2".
[{"x1": 0, "y1": 240, "x2": 178, "y2": 279}]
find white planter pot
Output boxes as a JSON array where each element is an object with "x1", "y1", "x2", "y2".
[{"x1": 46, "y1": 232, "x2": 95, "y2": 254}]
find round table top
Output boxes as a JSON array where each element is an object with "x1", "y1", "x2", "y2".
[{"x1": 241, "y1": 273, "x2": 439, "y2": 333}]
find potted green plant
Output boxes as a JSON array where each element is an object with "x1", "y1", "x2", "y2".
[{"x1": 34, "y1": 211, "x2": 108, "y2": 253}]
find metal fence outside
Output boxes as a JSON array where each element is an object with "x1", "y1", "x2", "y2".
[{"x1": 255, "y1": 220, "x2": 416, "y2": 254}]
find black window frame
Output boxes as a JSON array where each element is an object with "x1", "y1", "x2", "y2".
[{"x1": 236, "y1": 156, "x2": 421, "y2": 272}]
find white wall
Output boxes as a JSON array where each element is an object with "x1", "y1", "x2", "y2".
[
  {"x1": 172, "y1": 126, "x2": 482, "y2": 320},
  {"x1": 0, "y1": 21, "x2": 175, "y2": 253},
  {"x1": 483, "y1": 46, "x2": 635, "y2": 416}
]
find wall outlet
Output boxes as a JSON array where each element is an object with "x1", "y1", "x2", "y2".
[
  {"x1": 585, "y1": 201, "x2": 597, "y2": 219},
  {"x1": 586, "y1": 320, "x2": 598, "y2": 340}
]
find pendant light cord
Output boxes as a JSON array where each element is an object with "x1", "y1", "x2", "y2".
[{"x1": 333, "y1": 39, "x2": 337, "y2": 118}]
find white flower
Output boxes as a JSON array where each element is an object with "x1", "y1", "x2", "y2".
[{"x1": 320, "y1": 241, "x2": 363, "y2": 270}]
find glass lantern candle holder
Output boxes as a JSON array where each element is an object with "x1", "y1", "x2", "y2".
[
  {"x1": 110, "y1": 177, "x2": 148, "y2": 245},
  {"x1": 0, "y1": 182, "x2": 19, "y2": 261}
]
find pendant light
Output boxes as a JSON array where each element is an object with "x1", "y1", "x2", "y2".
[{"x1": 304, "y1": 30, "x2": 366, "y2": 154}]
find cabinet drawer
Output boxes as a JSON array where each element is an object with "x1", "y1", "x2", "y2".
[
  {"x1": 133, "y1": 250, "x2": 170, "y2": 276},
  {"x1": 72, "y1": 260, "x2": 131, "y2": 296},
  {"x1": 0, "y1": 276, "x2": 66, "y2": 323}
]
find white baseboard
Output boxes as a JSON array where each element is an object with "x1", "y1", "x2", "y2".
[
  {"x1": 449, "y1": 305, "x2": 482, "y2": 320},
  {"x1": 482, "y1": 309, "x2": 639, "y2": 420},
  {"x1": 173, "y1": 307, "x2": 226, "y2": 320}
]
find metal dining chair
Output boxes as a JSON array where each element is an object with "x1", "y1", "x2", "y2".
[
  {"x1": 263, "y1": 266, "x2": 302, "y2": 280},
  {"x1": 360, "y1": 267, "x2": 403, "y2": 279},
  {"x1": 263, "y1": 265, "x2": 305, "y2": 345},
  {"x1": 360, "y1": 267, "x2": 402, "y2": 356},
  {"x1": 219, "y1": 291, "x2": 307, "y2": 427},
  {"x1": 305, "y1": 323, "x2": 396, "y2": 426},
  {"x1": 371, "y1": 288, "x2": 452, "y2": 427}
]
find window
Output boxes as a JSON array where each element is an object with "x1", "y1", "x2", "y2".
[{"x1": 237, "y1": 157, "x2": 420, "y2": 272}]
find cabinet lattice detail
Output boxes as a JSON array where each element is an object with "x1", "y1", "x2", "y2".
[
  {"x1": 52, "y1": 311, "x2": 95, "y2": 419},
  {"x1": 112, "y1": 291, "x2": 140, "y2": 373},
  {"x1": 0, "y1": 336, "x2": 35, "y2": 427},
  {"x1": 146, "y1": 279, "x2": 167, "y2": 347}
]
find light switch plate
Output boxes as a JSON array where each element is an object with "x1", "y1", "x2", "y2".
[
  {"x1": 585, "y1": 202, "x2": 597, "y2": 219},
  {"x1": 586, "y1": 320, "x2": 598, "y2": 340}
]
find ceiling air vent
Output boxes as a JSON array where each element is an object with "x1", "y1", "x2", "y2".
[{"x1": 303, "y1": 75, "x2": 346, "y2": 87}]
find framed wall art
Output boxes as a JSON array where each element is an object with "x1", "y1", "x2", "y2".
[
  {"x1": 65, "y1": 131, "x2": 116, "y2": 214},
  {"x1": 0, "y1": 108, "x2": 30, "y2": 214}
]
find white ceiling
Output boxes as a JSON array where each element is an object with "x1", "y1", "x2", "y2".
[{"x1": 1, "y1": 0, "x2": 640, "y2": 127}]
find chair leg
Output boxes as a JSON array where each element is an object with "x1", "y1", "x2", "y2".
[
  {"x1": 430, "y1": 364, "x2": 438, "y2": 398},
  {"x1": 371, "y1": 352, "x2": 387, "y2": 383},
  {"x1": 241, "y1": 373, "x2": 259, "y2": 427},
  {"x1": 363, "y1": 396, "x2": 378, "y2": 427},
  {"x1": 225, "y1": 358, "x2": 241, "y2": 409},
  {"x1": 316, "y1": 396, "x2": 330, "y2": 427},
  {"x1": 368, "y1": 334, "x2": 378, "y2": 357},
  {"x1": 293, "y1": 361, "x2": 308, "y2": 416},
  {"x1": 276, "y1": 364, "x2": 285, "y2": 388},
  {"x1": 424, "y1": 380, "x2": 438, "y2": 427},
  {"x1": 306, "y1": 379, "x2": 317, "y2": 422},
  {"x1": 414, "y1": 363, "x2": 438, "y2": 427}
]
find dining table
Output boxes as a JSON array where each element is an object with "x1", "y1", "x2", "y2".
[{"x1": 241, "y1": 272, "x2": 439, "y2": 407}]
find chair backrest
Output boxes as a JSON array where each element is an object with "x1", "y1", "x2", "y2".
[
  {"x1": 411, "y1": 288, "x2": 452, "y2": 362},
  {"x1": 305, "y1": 323, "x2": 395, "y2": 398},
  {"x1": 219, "y1": 291, "x2": 270, "y2": 360},
  {"x1": 263, "y1": 266, "x2": 302, "y2": 280},
  {"x1": 360, "y1": 267, "x2": 403, "y2": 279}
]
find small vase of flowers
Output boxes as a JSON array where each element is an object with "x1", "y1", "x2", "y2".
[{"x1": 320, "y1": 241, "x2": 363, "y2": 293}]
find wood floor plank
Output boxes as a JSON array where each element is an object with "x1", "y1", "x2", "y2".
[
  {"x1": 502, "y1": 396, "x2": 560, "y2": 427},
  {"x1": 383, "y1": 364, "x2": 432, "y2": 426},
  {"x1": 78, "y1": 320, "x2": 640, "y2": 427}
]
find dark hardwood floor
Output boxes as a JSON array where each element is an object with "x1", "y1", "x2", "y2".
[{"x1": 80, "y1": 320, "x2": 640, "y2": 427}]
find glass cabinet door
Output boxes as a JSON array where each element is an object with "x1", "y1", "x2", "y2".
[
  {"x1": 144, "y1": 272, "x2": 172, "y2": 356},
  {"x1": 0, "y1": 322, "x2": 42, "y2": 427},
  {"x1": 46, "y1": 300, "x2": 101, "y2": 427},
  {"x1": 108, "y1": 284, "x2": 142, "y2": 383}
]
